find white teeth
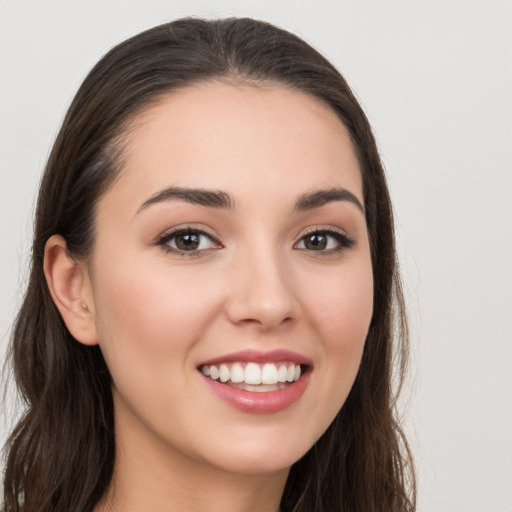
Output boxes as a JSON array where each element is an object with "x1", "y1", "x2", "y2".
[
  {"x1": 210, "y1": 365, "x2": 219, "y2": 380},
  {"x1": 237, "y1": 383, "x2": 286, "y2": 392},
  {"x1": 277, "y1": 364, "x2": 287, "y2": 383},
  {"x1": 244, "y1": 363, "x2": 262, "y2": 385},
  {"x1": 261, "y1": 363, "x2": 278, "y2": 385},
  {"x1": 200, "y1": 361, "x2": 304, "y2": 387},
  {"x1": 230, "y1": 363, "x2": 244, "y2": 383},
  {"x1": 219, "y1": 364, "x2": 230, "y2": 383}
]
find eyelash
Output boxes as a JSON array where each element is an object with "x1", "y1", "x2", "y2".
[
  {"x1": 295, "y1": 228, "x2": 355, "y2": 254},
  {"x1": 155, "y1": 227, "x2": 355, "y2": 257},
  {"x1": 156, "y1": 228, "x2": 222, "y2": 256}
]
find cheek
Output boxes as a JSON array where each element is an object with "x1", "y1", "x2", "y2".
[
  {"x1": 89, "y1": 254, "x2": 227, "y2": 441},
  {"x1": 300, "y1": 257, "x2": 373, "y2": 416},
  {"x1": 90, "y1": 251, "x2": 223, "y2": 369},
  {"x1": 306, "y1": 259, "x2": 374, "y2": 350}
]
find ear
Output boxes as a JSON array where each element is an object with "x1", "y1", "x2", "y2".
[{"x1": 43, "y1": 234, "x2": 98, "y2": 346}]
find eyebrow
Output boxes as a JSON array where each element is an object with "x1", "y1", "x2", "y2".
[
  {"x1": 137, "y1": 185, "x2": 364, "y2": 215},
  {"x1": 294, "y1": 188, "x2": 364, "y2": 214},
  {"x1": 137, "y1": 187, "x2": 234, "y2": 213}
]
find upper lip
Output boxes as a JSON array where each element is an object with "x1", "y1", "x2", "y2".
[{"x1": 198, "y1": 349, "x2": 312, "y2": 367}]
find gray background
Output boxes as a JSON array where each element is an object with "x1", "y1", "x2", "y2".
[{"x1": 1, "y1": 1, "x2": 511, "y2": 510}]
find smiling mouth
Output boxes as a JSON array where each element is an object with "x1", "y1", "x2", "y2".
[{"x1": 198, "y1": 362, "x2": 304, "y2": 392}]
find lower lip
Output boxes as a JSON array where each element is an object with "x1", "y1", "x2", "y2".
[{"x1": 201, "y1": 371, "x2": 311, "y2": 414}]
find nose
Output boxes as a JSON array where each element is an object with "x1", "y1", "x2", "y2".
[{"x1": 224, "y1": 248, "x2": 301, "y2": 331}]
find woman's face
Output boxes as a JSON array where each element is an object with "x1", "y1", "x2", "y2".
[{"x1": 85, "y1": 82, "x2": 373, "y2": 475}]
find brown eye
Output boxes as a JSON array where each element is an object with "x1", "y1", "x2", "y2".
[
  {"x1": 295, "y1": 229, "x2": 355, "y2": 253},
  {"x1": 175, "y1": 232, "x2": 201, "y2": 251},
  {"x1": 157, "y1": 228, "x2": 221, "y2": 254},
  {"x1": 303, "y1": 233, "x2": 328, "y2": 250}
]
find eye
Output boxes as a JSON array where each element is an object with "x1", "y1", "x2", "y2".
[
  {"x1": 157, "y1": 228, "x2": 221, "y2": 255},
  {"x1": 295, "y1": 229, "x2": 355, "y2": 253}
]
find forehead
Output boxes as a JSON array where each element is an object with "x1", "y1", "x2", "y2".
[{"x1": 100, "y1": 82, "x2": 363, "y2": 215}]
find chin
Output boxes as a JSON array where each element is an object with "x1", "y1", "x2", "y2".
[
  {"x1": 209, "y1": 452, "x2": 299, "y2": 477},
  {"x1": 195, "y1": 426, "x2": 316, "y2": 476}
]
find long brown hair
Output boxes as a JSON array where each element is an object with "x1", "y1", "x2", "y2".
[{"x1": 3, "y1": 17, "x2": 415, "y2": 512}]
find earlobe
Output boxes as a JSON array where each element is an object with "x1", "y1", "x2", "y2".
[{"x1": 43, "y1": 234, "x2": 98, "y2": 346}]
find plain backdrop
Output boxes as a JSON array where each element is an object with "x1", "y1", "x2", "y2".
[{"x1": 1, "y1": 1, "x2": 511, "y2": 511}]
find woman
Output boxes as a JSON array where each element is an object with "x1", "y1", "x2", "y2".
[{"x1": 3, "y1": 17, "x2": 415, "y2": 512}]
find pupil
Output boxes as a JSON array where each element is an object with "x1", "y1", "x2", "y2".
[
  {"x1": 176, "y1": 233, "x2": 199, "y2": 250},
  {"x1": 306, "y1": 234, "x2": 327, "y2": 250}
]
